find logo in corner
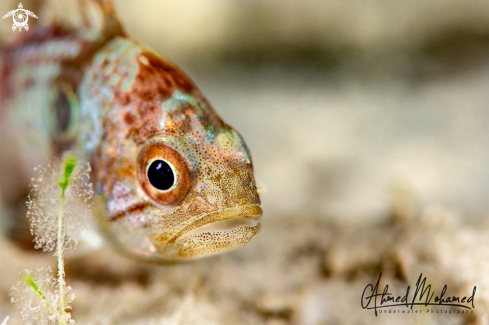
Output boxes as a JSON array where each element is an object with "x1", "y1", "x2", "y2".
[{"x1": 2, "y1": 3, "x2": 38, "y2": 32}]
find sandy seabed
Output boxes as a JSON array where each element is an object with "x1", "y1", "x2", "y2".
[{"x1": 1, "y1": 200, "x2": 489, "y2": 325}]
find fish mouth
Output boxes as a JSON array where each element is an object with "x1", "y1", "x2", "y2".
[
  {"x1": 182, "y1": 210, "x2": 261, "y2": 236},
  {"x1": 164, "y1": 204, "x2": 262, "y2": 258},
  {"x1": 169, "y1": 204, "x2": 262, "y2": 243}
]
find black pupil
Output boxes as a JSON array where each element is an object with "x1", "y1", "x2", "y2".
[{"x1": 147, "y1": 160, "x2": 175, "y2": 191}]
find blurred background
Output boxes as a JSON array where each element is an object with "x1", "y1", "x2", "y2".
[
  {"x1": 115, "y1": 0, "x2": 489, "y2": 222},
  {"x1": 2, "y1": 0, "x2": 489, "y2": 222},
  {"x1": 119, "y1": 0, "x2": 489, "y2": 223},
  {"x1": 1, "y1": 1, "x2": 489, "y2": 324}
]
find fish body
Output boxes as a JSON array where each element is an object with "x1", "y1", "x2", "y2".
[{"x1": 0, "y1": 10, "x2": 261, "y2": 261}]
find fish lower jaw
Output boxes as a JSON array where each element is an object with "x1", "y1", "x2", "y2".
[
  {"x1": 164, "y1": 205, "x2": 262, "y2": 260},
  {"x1": 173, "y1": 222, "x2": 261, "y2": 260}
]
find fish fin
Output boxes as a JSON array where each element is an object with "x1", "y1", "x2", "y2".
[{"x1": 42, "y1": 0, "x2": 124, "y2": 35}]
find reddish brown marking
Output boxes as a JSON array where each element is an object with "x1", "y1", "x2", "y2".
[
  {"x1": 119, "y1": 51, "x2": 197, "y2": 103},
  {"x1": 112, "y1": 51, "x2": 206, "y2": 142},
  {"x1": 118, "y1": 100, "x2": 163, "y2": 143},
  {"x1": 0, "y1": 26, "x2": 79, "y2": 117},
  {"x1": 1, "y1": 25, "x2": 122, "y2": 115},
  {"x1": 56, "y1": 29, "x2": 125, "y2": 91},
  {"x1": 108, "y1": 202, "x2": 151, "y2": 222},
  {"x1": 123, "y1": 112, "x2": 136, "y2": 125},
  {"x1": 119, "y1": 93, "x2": 131, "y2": 106},
  {"x1": 1, "y1": 25, "x2": 74, "y2": 53}
]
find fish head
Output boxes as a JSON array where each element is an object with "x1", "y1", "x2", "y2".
[
  {"x1": 84, "y1": 38, "x2": 261, "y2": 262},
  {"x1": 131, "y1": 93, "x2": 262, "y2": 261}
]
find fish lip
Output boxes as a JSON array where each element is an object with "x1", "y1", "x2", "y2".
[
  {"x1": 181, "y1": 214, "x2": 260, "y2": 239},
  {"x1": 167, "y1": 204, "x2": 262, "y2": 244}
]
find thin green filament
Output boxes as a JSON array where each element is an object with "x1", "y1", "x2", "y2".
[
  {"x1": 23, "y1": 273, "x2": 46, "y2": 301},
  {"x1": 58, "y1": 157, "x2": 77, "y2": 197},
  {"x1": 23, "y1": 273, "x2": 56, "y2": 314}
]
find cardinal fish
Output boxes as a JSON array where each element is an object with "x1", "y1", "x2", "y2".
[{"x1": 0, "y1": 1, "x2": 262, "y2": 261}]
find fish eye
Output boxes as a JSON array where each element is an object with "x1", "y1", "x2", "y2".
[
  {"x1": 55, "y1": 90, "x2": 71, "y2": 132},
  {"x1": 137, "y1": 142, "x2": 191, "y2": 206},
  {"x1": 51, "y1": 84, "x2": 79, "y2": 140},
  {"x1": 147, "y1": 159, "x2": 175, "y2": 191}
]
